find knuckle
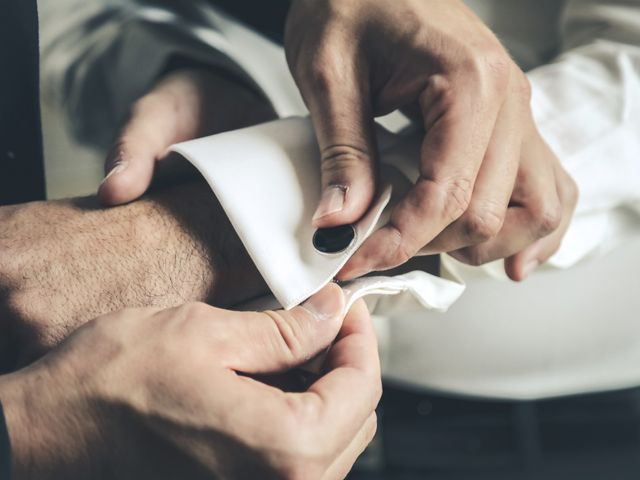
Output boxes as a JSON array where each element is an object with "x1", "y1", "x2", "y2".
[
  {"x1": 531, "y1": 200, "x2": 563, "y2": 237},
  {"x1": 321, "y1": 144, "x2": 370, "y2": 179},
  {"x1": 484, "y1": 51, "x2": 512, "y2": 92},
  {"x1": 390, "y1": 239, "x2": 414, "y2": 268},
  {"x1": 515, "y1": 73, "x2": 533, "y2": 104},
  {"x1": 455, "y1": 246, "x2": 490, "y2": 267},
  {"x1": 461, "y1": 207, "x2": 505, "y2": 243},
  {"x1": 423, "y1": 75, "x2": 456, "y2": 110},
  {"x1": 462, "y1": 45, "x2": 511, "y2": 94},
  {"x1": 373, "y1": 226, "x2": 413, "y2": 269},
  {"x1": 440, "y1": 177, "x2": 473, "y2": 223},
  {"x1": 300, "y1": 46, "x2": 344, "y2": 93},
  {"x1": 173, "y1": 302, "x2": 217, "y2": 344},
  {"x1": 264, "y1": 310, "x2": 304, "y2": 361}
]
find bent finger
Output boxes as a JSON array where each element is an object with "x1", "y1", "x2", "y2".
[
  {"x1": 214, "y1": 299, "x2": 380, "y2": 463},
  {"x1": 296, "y1": 300, "x2": 381, "y2": 449},
  {"x1": 98, "y1": 94, "x2": 177, "y2": 205},
  {"x1": 505, "y1": 163, "x2": 579, "y2": 280},
  {"x1": 215, "y1": 283, "x2": 346, "y2": 374},
  {"x1": 424, "y1": 82, "x2": 525, "y2": 253},
  {"x1": 340, "y1": 76, "x2": 501, "y2": 278},
  {"x1": 451, "y1": 128, "x2": 562, "y2": 269}
]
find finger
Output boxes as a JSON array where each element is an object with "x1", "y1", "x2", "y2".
[
  {"x1": 294, "y1": 43, "x2": 378, "y2": 228},
  {"x1": 212, "y1": 300, "x2": 380, "y2": 467},
  {"x1": 98, "y1": 92, "x2": 181, "y2": 206},
  {"x1": 296, "y1": 300, "x2": 381, "y2": 450},
  {"x1": 322, "y1": 412, "x2": 378, "y2": 480},
  {"x1": 423, "y1": 77, "x2": 526, "y2": 254},
  {"x1": 340, "y1": 75, "x2": 501, "y2": 279},
  {"x1": 451, "y1": 129, "x2": 562, "y2": 270},
  {"x1": 215, "y1": 283, "x2": 346, "y2": 374},
  {"x1": 505, "y1": 162, "x2": 579, "y2": 281}
]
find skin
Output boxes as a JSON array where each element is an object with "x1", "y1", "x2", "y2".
[
  {"x1": 0, "y1": 286, "x2": 382, "y2": 480},
  {"x1": 284, "y1": 0, "x2": 578, "y2": 281},
  {"x1": 0, "y1": 181, "x2": 439, "y2": 372},
  {"x1": 0, "y1": 181, "x2": 267, "y2": 371},
  {"x1": 0, "y1": 67, "x2": 283, "y2": 372}
]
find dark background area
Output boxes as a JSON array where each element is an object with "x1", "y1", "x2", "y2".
[
  {"x1": 212, "y1": 0, "x2": 290, "y2": 44},
  {"x1": 350, "y1": 383, "x2": 640, "y2": 479}
]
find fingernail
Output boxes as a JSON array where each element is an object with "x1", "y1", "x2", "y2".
[
  {"x1": 101, "y1": 162, "x2": 127, "y2": 185},
  {"x1": 522, "y1": 259, "x2": 539, "y2": 279},
  {"x1": 313, "y1": 186, "x2": 347, "y2": 222},
  {"x1": 302, "y1": 284, "x2": 344, "y2": 321}
]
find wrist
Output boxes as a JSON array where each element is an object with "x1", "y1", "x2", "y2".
[
  {"x1": 0, "y1": 366, "x2": 100, "y2": 480},
  {"x1": 143, "y1": 181, "x2": 267, "y2": 307}
]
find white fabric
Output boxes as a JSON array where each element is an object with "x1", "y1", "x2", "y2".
[
  {"x1": 170, "y1": 117, "x2": 465, "y2": 311},
  {"x1": 39, "y1": 0, "x2": 640, "y2": 399}
]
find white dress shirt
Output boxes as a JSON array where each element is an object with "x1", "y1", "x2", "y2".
[{"x1": 39, "y1": 0, "x2": 640, "y2": 399}]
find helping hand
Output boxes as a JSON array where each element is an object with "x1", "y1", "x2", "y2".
[
  {"x1": 1, "y1": 284, "x2": 381, "y2": 480},
  {"x1": 286, "y1": 0, "x2": 578, "y2": 281}
]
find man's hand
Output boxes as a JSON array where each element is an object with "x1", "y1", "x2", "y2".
[
  {"x1": 0, "y1": 182, "x2": 266, "y2": 370},
  {"x1": 285, "y1": 0, "x2": 578, "y2": 281},
  {"x1": 98, "y1": 68, "x2": 276, "y2": 205},
  {"x1": 0, "y1": 285, "x2": 382, "y2": 480}
]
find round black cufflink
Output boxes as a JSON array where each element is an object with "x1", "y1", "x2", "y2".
[{"x1": 313, "y1": 225, "x2": 356, "y2": 254}]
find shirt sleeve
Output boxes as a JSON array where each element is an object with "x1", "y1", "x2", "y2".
[
  {"x1": 528, "y1": 0, "x2": 640, "y2": 267},
  {"x1": 38, "y1": 0, "x2": 305, "y2": 151}
]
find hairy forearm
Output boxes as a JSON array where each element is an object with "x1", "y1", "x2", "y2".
[{"x1": 0, "y1": 181, "x2": 266, "y2": 370}]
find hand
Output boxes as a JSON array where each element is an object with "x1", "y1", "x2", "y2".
[
  {"x1": 98, "y1": 68, "x2": 276, "y2": 205},
  {"x1": 0, "y1": 285, "x2": 381, "y2": 480},
  {"x1": 0, "y1": 183, "x2": 266, "y2": 371},
  {"x1": 285, "y1": 0, "x2": 578, "y2": 281}
]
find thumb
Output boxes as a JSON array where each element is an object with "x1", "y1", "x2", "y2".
[
  {"x1": 221, "y1": 283, "x2": 346, "y2": 374},
  {"x1": 98, "y1": 95, "x2": 176, "y2": 206},
  {"x1": 301, "y1": 66, "x2": 378, "y2": 228}
]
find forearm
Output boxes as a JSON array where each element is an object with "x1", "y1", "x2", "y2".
[{"x1": 0, "y1": 180, "x2": 266, "y2": 369}]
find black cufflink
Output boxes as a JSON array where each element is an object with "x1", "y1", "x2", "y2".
[{"x1": 313, "y1": 225, "x2": 356, "y2": 254}]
